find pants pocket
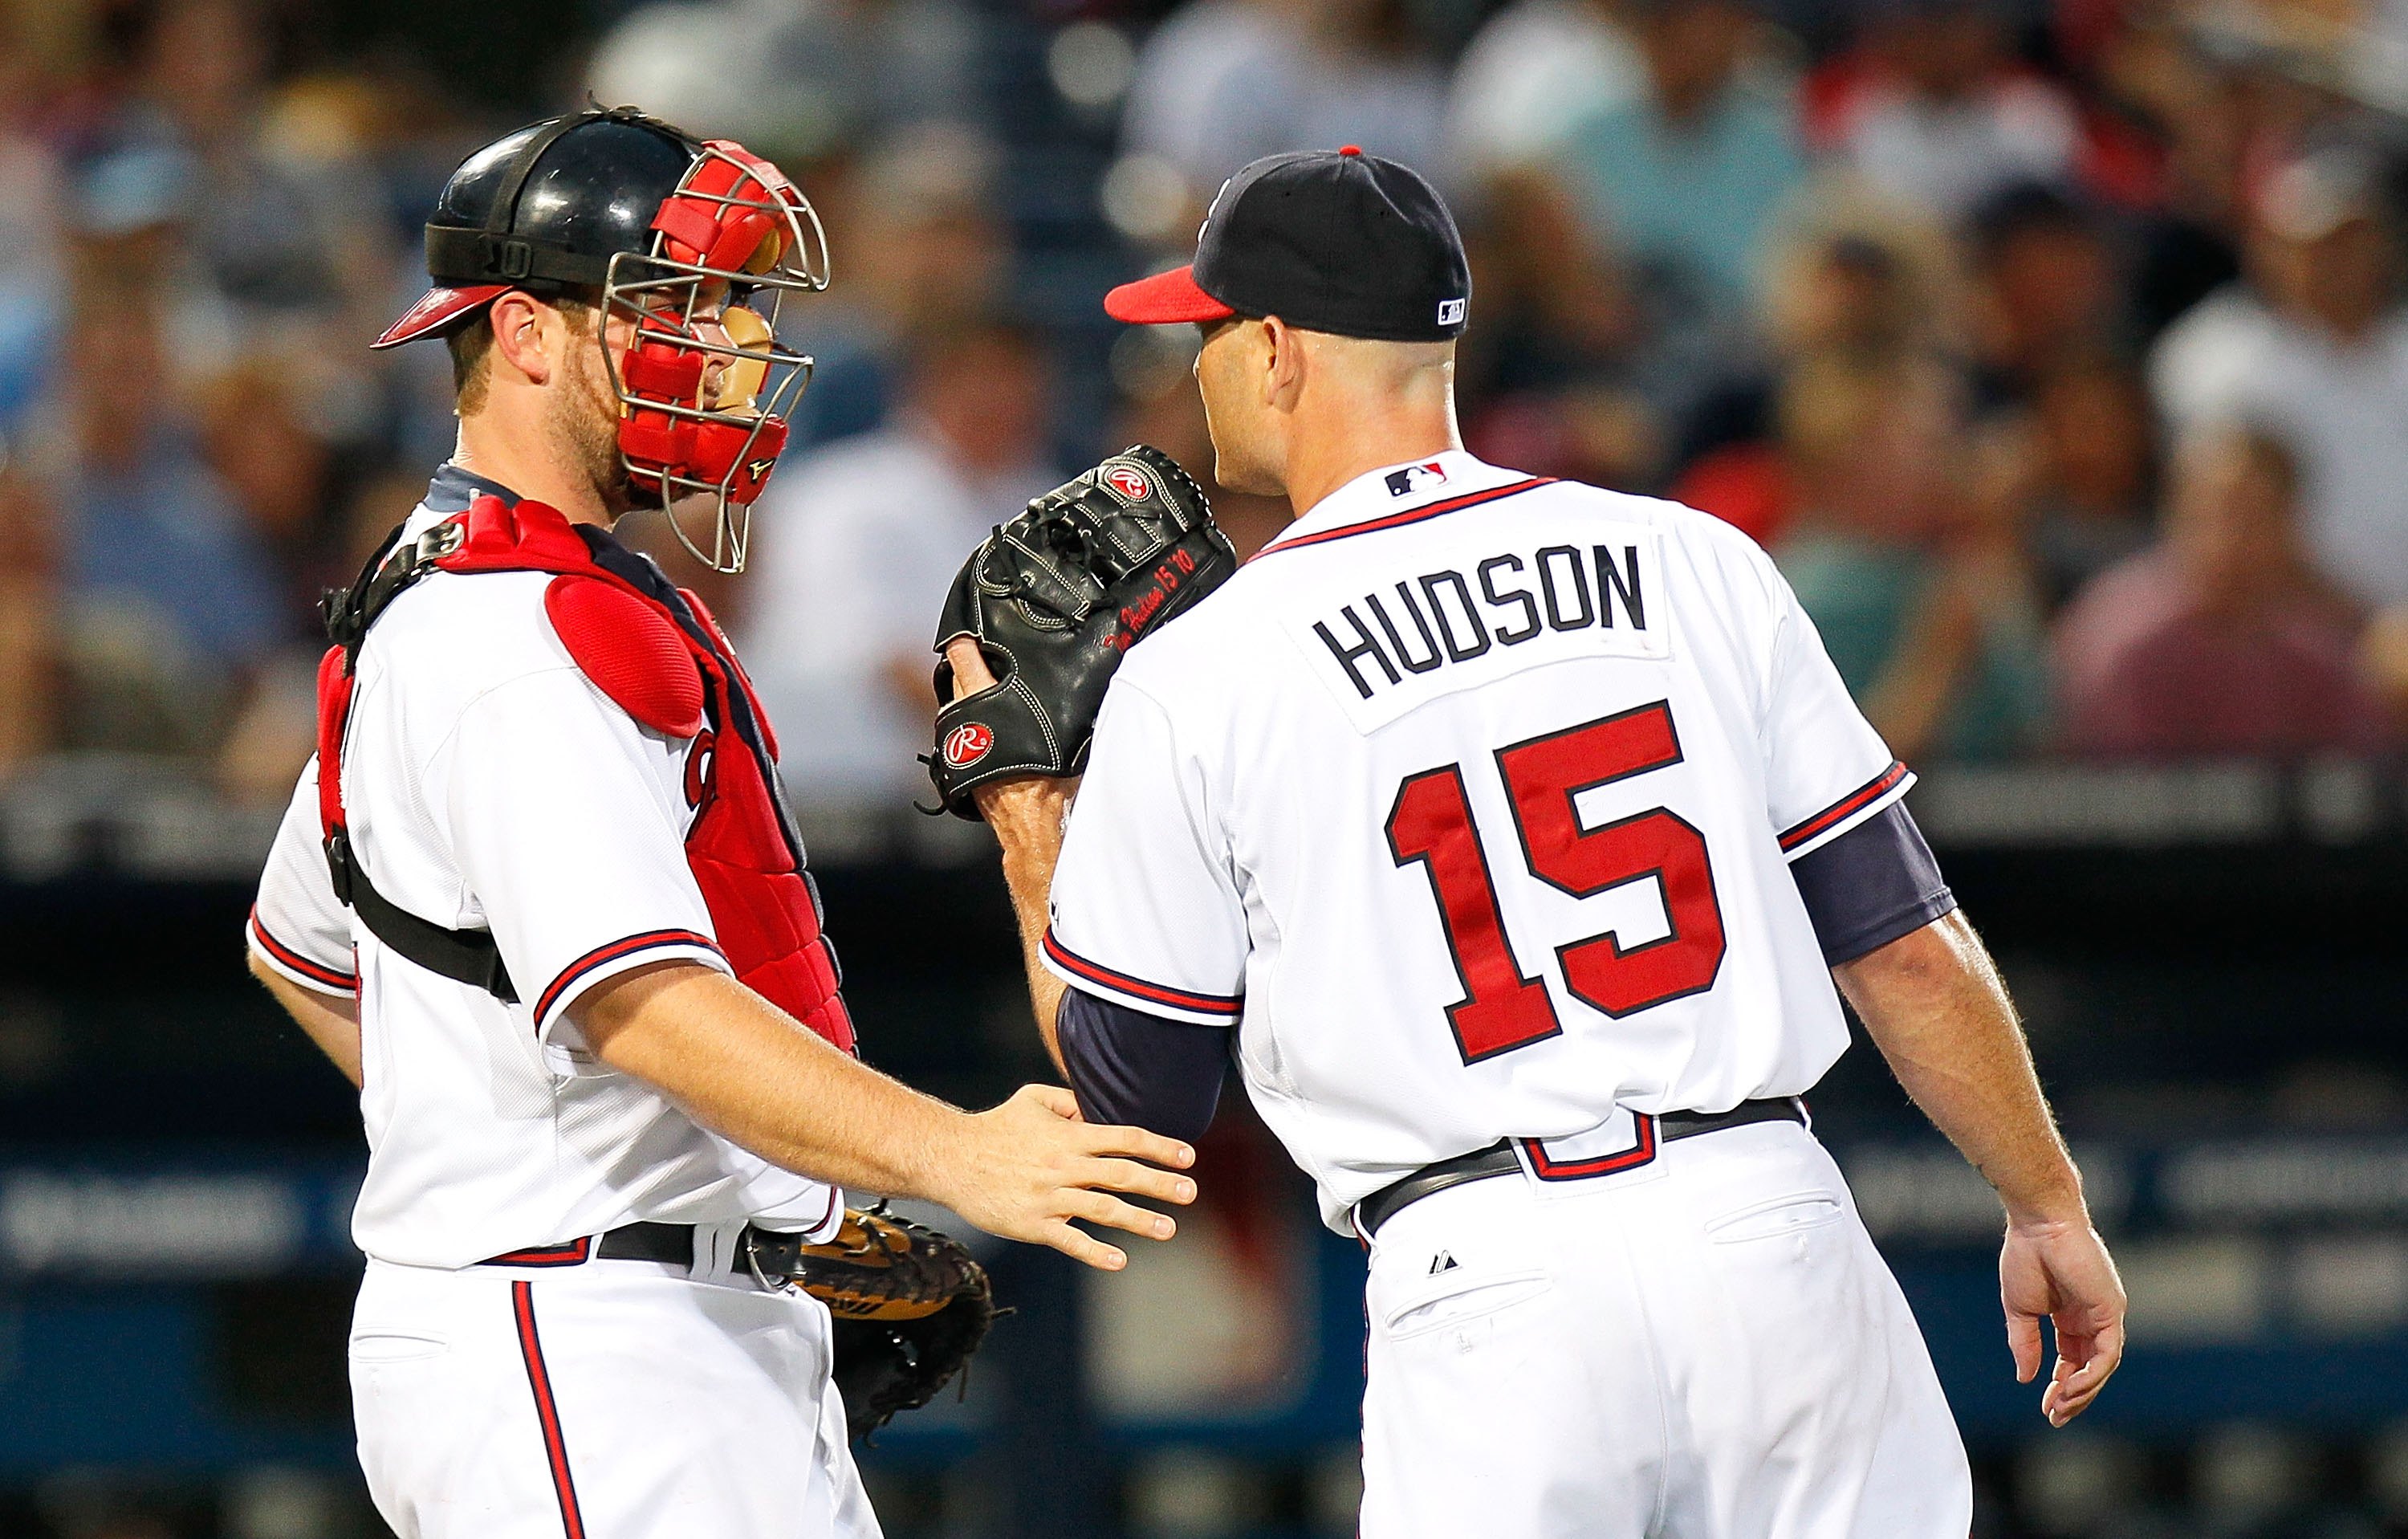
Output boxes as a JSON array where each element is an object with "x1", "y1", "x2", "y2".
[
  {"x1": 1379, "y1": 1268, "x2": 1552, "y2": 1341},
  {"x1": 349, "y1": 1328, "x2": 449, "y2": 1364},
  {"x1": 1702, "y1": 1191, "x2": 1846, "y2": 1244}
]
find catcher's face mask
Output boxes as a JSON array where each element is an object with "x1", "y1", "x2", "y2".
[{"x1": 604, "y1": 140, "x2": 828, "y2": 573}]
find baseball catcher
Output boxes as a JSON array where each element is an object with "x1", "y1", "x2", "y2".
[{"x1": 244, "y1": 104, "x2": 1198, "y2": 1539}]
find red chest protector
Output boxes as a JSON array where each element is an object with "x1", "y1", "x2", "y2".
[{"x1": 315, "y1": 492, "x2": 853, "y2": 1053}]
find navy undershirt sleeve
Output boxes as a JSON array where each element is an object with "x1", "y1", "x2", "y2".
[
  {"x1": 1057, "y1": 987, "x2": 1231, "y2": 1143},
  {"x1": 1788, "y1": 800, "x2": 1957, "y2": 964}
]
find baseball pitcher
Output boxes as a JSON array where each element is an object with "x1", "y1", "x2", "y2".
[{"x1": 929, "y1": 148, "x2": 2125, "y2": 1537}]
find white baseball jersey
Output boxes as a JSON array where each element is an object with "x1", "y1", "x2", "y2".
[
  {"x1": 1043, "y1": 450, "x2": 1911, "y2": 1232},
  {"x1": 249, "y1": 492, "x2": 839, "y2": 1269}
]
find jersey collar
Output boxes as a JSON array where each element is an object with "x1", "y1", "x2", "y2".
[
  {"x1": 425, "y1": 462, "x2": 524, "y2": 515},
  {"x1": 1253, "y1": 450, "x2": 1537, "y2": 560},
  {"x1": 404, "y1": 466, "x2": 649, "y2": 578}
]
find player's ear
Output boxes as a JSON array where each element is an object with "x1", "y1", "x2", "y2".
[
  {"x1": 1260, "y1": 315, "x2": 1304, "y2": 413},
  {"x1": 486, "y1": 290, "x2": 556, "y2": 389}
]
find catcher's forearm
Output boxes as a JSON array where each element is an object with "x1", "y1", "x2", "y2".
[
  {"x1": 577, "y1": 960, "x2": 978, "y2": 1198},
  {"x1": 982, "y1": 780, "x2": 1075, "y2": 1075},
  {"x1": 248, "y1": 951, "x2": 364, "y2": 1088},
  {"x1": 1833, "y1": 911, "x2": 2085, "y2": 1227}
]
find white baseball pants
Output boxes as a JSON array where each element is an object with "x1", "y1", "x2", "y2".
[
  {"x1": 1358, "y1": 1119, "x2": 1971, "y2": 1538},
  {"x1": 348, "y1": 1240, "x2": 880, "y2": 1539}
]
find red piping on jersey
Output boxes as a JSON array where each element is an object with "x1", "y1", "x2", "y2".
[
  {"x1": 533, "y1": 929, "x2": 722, "y2": 1029},
  {"x1": 247, "y1": 906, "x2": 357, "y2": 991},
  {"x1": 1042, "y1": 929, "x2": 1243, "y2": 1017},
  {"x1": 1248, "y1": 477, "x2": 1555, "y2": 560},
  {"x1": 1778, "y1": 761, "x2": 1909, "y2": 853},
  {"x1": 510, "y1": 1280, "x2": 589, "y2": 1539},
  {"x1": 1518, "y1": 1115, "x2": 1658, "y2": 1180},
  {"x1": 486, "y1": 1236, "x2": 596, "y2": 1267}
]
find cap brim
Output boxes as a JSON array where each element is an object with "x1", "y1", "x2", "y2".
[
  {"x1": 371, "y1": 284, "x2": 510, "y2": 350},
  {"x1": 1103, "y1": 266, "x2": 1236, "y2": 325}
]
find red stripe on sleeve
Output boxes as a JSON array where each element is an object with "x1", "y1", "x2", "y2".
[
  {"x1": 532, "y1": 929, "x2": 722, "y2": 1027},
  {"x1": 247, "y1": 906, "x2": 356, "y2": 991},
  {"x1": 1041, "y1": 930, "x2": 1242, "y2": 1017},
  {"x1": 1778, "y1": 763, "x2": 1910, "y2": 853}
]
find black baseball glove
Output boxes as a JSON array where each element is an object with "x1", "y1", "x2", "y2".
[
  {"x1": 789, "y1": 1207, "x2": 996, "y2": 1440},
  {"x1": 924, "y1": 445, "x2": 1239, "y2": 820}
]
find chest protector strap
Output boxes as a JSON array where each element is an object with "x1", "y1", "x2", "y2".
[{"x1": 315, "y1": 494, "x2": 853, "y2": 1052}]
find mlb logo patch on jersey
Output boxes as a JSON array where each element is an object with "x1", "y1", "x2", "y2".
[{"x1": 1385, "y1": 462, "x2": 1450, "y2": 498}]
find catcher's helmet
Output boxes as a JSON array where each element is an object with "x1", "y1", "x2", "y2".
[{"x1": 373, "y1": 106, "x2": 830, "y2": 573}]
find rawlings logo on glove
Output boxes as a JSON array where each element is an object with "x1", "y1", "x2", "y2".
[
  {"x1": 942, "y1": 722, "x2": 996, "y2": 769},
  {"x1": 922, "y1": 445, "x2": 1239, "y2": 820}
]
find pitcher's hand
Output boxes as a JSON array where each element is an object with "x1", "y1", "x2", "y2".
[
  {"x1": 2001, "y1": 1215, "x2": 2126, "y2": 1426},
  {"x1": 948, "y1": 637, "x2": 1078, "y2": 832},
  {"x1": 934, "y1": 1084, "x2": 1195, "y2": 1270}
]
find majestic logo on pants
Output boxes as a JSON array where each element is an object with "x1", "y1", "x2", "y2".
[{"x1": 943, "y1": 723, "x2": 995, "y2": 768}]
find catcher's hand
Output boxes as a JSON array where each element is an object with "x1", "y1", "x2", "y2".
[
  {"x1": 791, "y1": 1206, "x2": 997, "y2": 1440},
  {"x1": 924, "y1": 445, "x2": 1238, "y2": 820}
]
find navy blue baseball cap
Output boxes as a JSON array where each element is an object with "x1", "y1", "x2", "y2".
[{"x1": 1105, "y1": 147, "x2": 1471, "y2": 343}]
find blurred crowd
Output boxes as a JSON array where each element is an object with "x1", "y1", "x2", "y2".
[{"x1": 3, "y1": 0, "x2": 2407, "y2": 818}]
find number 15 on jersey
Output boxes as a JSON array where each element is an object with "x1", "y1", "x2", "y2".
[{"x1": 1385, "y1": 700, "x2": 1728, "y2": 1065}]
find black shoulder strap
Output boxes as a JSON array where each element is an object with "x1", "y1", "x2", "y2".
[
  {"x1": 319, "y1": 519, "x2": 519, "y2": 1005},
  {"x1": 323, "y1": 518, "x2": 465, "y2": 662},
  {"x1": 325, "y1": 830, "x2": 519, "y2": 1002}
]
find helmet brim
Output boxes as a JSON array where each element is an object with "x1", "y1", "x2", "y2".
[{"x1": 370, "y1": 284, "x2": 512, "y2": 350}]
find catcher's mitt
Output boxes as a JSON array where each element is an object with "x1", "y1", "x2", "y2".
[
  {"x1": 788, "y1": 1207, "x2": 995, "y2": 1440},
  {"x1": 923, "y1": 444, "x2": 1239, "y2": 820}
]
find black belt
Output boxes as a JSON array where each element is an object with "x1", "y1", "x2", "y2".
[
  {"x1": 1355, "y1": 1097, "x2": 1808, "y2": 1238},
  {"x1": 484, "y1": 1221, "x2": 811, "y2": 1281}
]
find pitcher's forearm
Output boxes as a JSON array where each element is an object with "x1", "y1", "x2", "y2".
[
  {"x1": 1834, "y1": 912, "x2": 2085, "y2": 1226},
  {"x1": 999, "y1": 833, "x2": 1071, "y2": 1073},
  {"x1": 982, "y1": 782, "x2": 1076, "y2": 1073},
  {"x1": 577, "y1": 963, "x2": 966, "y2": 1198}
]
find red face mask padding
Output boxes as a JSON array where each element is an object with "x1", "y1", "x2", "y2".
[
  {"x1": 687, "y1": 415, "x2": 787, "y2": 489},
  {"x1": 604, "y1": 136, "x2": 826, "y2": 573},
  {"x1": 618, "y1": 341, "x2": 706, "y2": 399}
]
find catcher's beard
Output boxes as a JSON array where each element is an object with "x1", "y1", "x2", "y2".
[{"x1": 550, "y1": 331, "x2": 634, "y2": 516}]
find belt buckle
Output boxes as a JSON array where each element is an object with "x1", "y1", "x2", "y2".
[
  {"x1": 740, "y1": 1226, "x2": 805, "y2": 1292},
  {"x1": 741, "y1": 1228, "x2": 784, "y2": 1291}
]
